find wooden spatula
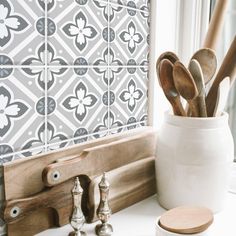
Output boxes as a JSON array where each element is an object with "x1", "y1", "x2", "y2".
[
  {"x1": 206, "y1": 36, "x2": 236, "y2": 116},
  {"x1": 42, "y1": 131, "x2": 156, "y2": 187},
  {"x1": 214, "y1": 77, "x2": 230, "y2": 116}
]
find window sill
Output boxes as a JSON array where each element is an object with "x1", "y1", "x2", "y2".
[{"x1": 37, "y1": 193, "x2": 236, "y2": 236}]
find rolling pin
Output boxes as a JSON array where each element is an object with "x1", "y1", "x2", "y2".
[{"x1": 203, "y1": 0, "x2": 229, "y2": 50}]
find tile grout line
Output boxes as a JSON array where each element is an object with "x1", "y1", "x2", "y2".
[
  {"x1": 100, "y1": 0, "x2": 150, "y2": 14},
  {"x1": 108, "y1": 0, "x2": 111, "y2": 132},
  {"x1": 44, "y1": 1, "x2": 48, "y2": 152},
  {"x1": 47, "y1": 121, "x2": 147, "y2": 148},
  {"x1": 0, "y1": 65, "x2": 149, "y2": 68},
  {"x1": 36, "y1": 121, "x2": 147, "y2": 149},
  {"x1": 0, "y1": 121, "x2": 147, "y2": 160}
]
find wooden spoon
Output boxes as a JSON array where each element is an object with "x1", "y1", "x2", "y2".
[
  {"x1": 156, "y1": 51, "x2": 179, "y2": 82},
  {"x1": 191, "y1": 48, "x2": 217, "y2": 84},
  {"x1": 189, "y1": 59, "x2": 207, "y2": 117},
  {"x1": 158, "y1": 59, "x2": 186, "y2": 116},
  {"x1": 156, "y1": 51, "x2": 179, "y2": 66},
  {"x1": 173, "y1": 61, "x2": 199, "y2": 117},
  {"x1": 206, "y1": 36, "x2": 236, "y2": 117}
]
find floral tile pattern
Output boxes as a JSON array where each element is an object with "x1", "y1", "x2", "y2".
[
  {"x1": 0, "y1": 0, "x2": 45, "y2": 65},
  {"x1": 110, "y1": 67, "x2": 148, "y2": 126},
  {"x1": 109, "y1": 119, "x2": 148, "y2": 134},
  {"x1": 110, "y1": 0, "x2": 150, "y2": 11},
  {"x1": 0, "y1": 1, "x2": 151, "y2": 161},
  {"x1": 47, "y1": 68, "x2": 108, "y2": 143},
  {"x1": 47, "y1": 0, "x2": 108, "y2": 65},
  {"x1": 0, "y1": 68, "x2": 45, "y2": 156},
  {"x1": 0, "y1": 1, "x2": 150, "y2": 233},
  {"x1": 109, "y1": 4, "x2": 150, "y2": 65}
]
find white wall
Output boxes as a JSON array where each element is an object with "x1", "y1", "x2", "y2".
[
  {"x1": 149, "y1": 0, "x2": 210, "y2": 129},
  {"x1": 150, "y1": 0, "x2": 178, "y2": 129}
]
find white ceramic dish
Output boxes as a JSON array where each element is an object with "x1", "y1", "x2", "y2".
[{"x1": 155, "y1": 217, "x2": 210, "y2": 236}]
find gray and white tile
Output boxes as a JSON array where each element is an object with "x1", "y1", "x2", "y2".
[
  {"x1": 110, "y1": 0, "x2": 150, "y2": 13},
  {"x1": 109, "y1": 6, "x2": 150, "y2": 65},
  {"x1": 13, "y1": 146, "x2": 46, "y2": 161},
  {"x1": 48, "y1": 0, "x2": 108, "y2": 65},
  {"x1": 0, "y1": 68, "x2": 45, "y2": 157},
  {"x1": 22, "y1": 43, "x2": 68, "y2": 91},
  {"x1": 0, "y1": 0, "x2": 45, "y2": 65},
  {"x1": 109, "y1": 119, "x2": 148, "y2": 135},
  {"x1": 109, "y1": 67, "x2": 148, "y2": 126},
  {"x1": 0, "y1": 0, "x2": 150, "y2": 163},
  {"x1": 47, "y1": 68, "x2": 108, "y2": 143}
]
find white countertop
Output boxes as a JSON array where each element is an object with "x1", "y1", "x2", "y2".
[{"x1": 37, "y1": 193, "x2": 236, "y2": 236}]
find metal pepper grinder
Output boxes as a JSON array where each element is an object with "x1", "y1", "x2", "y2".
[
  {"x1": 95, "y1": 172, "x2": 113, "y2": 236},
  {"x1": 69, "y1": 177, "x2": 86, "y2": 236}
]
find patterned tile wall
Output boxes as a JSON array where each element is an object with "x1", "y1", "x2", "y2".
[
  {"x1": 0, "y1": 0, "x2": 150, "y2": 163},
  {"x1": 0, "y1": 0, "x2": 150, "y2": 233}
]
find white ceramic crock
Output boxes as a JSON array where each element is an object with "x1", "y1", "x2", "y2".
[
  {"x1": 155, "y1": 217, "x2": 210, "y2": 236},
  {"x1": 155, "y1": 111, "x2": 234, "y2": 212}
]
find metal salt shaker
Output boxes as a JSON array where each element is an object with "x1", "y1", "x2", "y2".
[
  {"x1": 95, "y1": 172, "x2": 113, "y2": 236},
  {"x1": 69, "y1": 177, "x2": 86, "y2": 236}
]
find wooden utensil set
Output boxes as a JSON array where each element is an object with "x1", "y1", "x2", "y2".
[
  {"x1": 156, "y1": 36, "x2": 236, "y2": 117},
  {"x1": 157, "y1": 0, "x2": 236, "y2": 117}
]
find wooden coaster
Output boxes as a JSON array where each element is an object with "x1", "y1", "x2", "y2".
[{"x1": 159, "y1": 206, "x2": 214, "y2": 234}]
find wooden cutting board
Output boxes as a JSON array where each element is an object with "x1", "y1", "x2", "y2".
[
  {"x1": 87, "y1": 156, "x2": 156, "y2": 222},
  {"x1": 42, "y1": 131, "x2": 156, "y2": 187},
  {"x1": 3, "y1": 157, "x2": 156, "y2": 226},
  {"x1": 3, "y1": 176, "x2": 90, "y2": 226},
  {"x1": 2, "y1": 127, "x2": 156, "y2": 236}
]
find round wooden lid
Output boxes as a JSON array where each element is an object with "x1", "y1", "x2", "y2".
[{"x1": 159, "y1": 206, "x2": 214, "y2": 234}]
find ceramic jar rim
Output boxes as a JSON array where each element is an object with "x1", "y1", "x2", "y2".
[{"x1": 164, "y1": 111, "x2": 229, "y2": 129}]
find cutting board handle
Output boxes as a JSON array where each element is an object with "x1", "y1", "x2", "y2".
[
  {"x1": 42, "y1": 131, "x2": 157, "y2": 187},
  {"x1": 3, "y1": 176, "x2": 90, "y2": 226}
]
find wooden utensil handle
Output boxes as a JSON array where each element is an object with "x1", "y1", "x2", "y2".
[
  {"x1": 4, "y1": 189, "x2": 52, "y2": 224},
  {"x1": 206, "y1": 36, "x2": 236, "y2": 116},
  {"x1": 43, "y1": 131, "x2": 156, "y2": 187},
  {"x1": 188, "y1": 100, "x2": 199, "y2": 117},
  {"x1": 197, "y1": 96, "x2": 207, "y2": 117},
  {"x1": 203, "y1": 0, "x2": 229, "y2": 49},
  {"x1": 172, "y1": 98, "x2": 187, "y2": 116},
  {"x1": 42, "y1": 152, "x2": 88, "y2": 187}
]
